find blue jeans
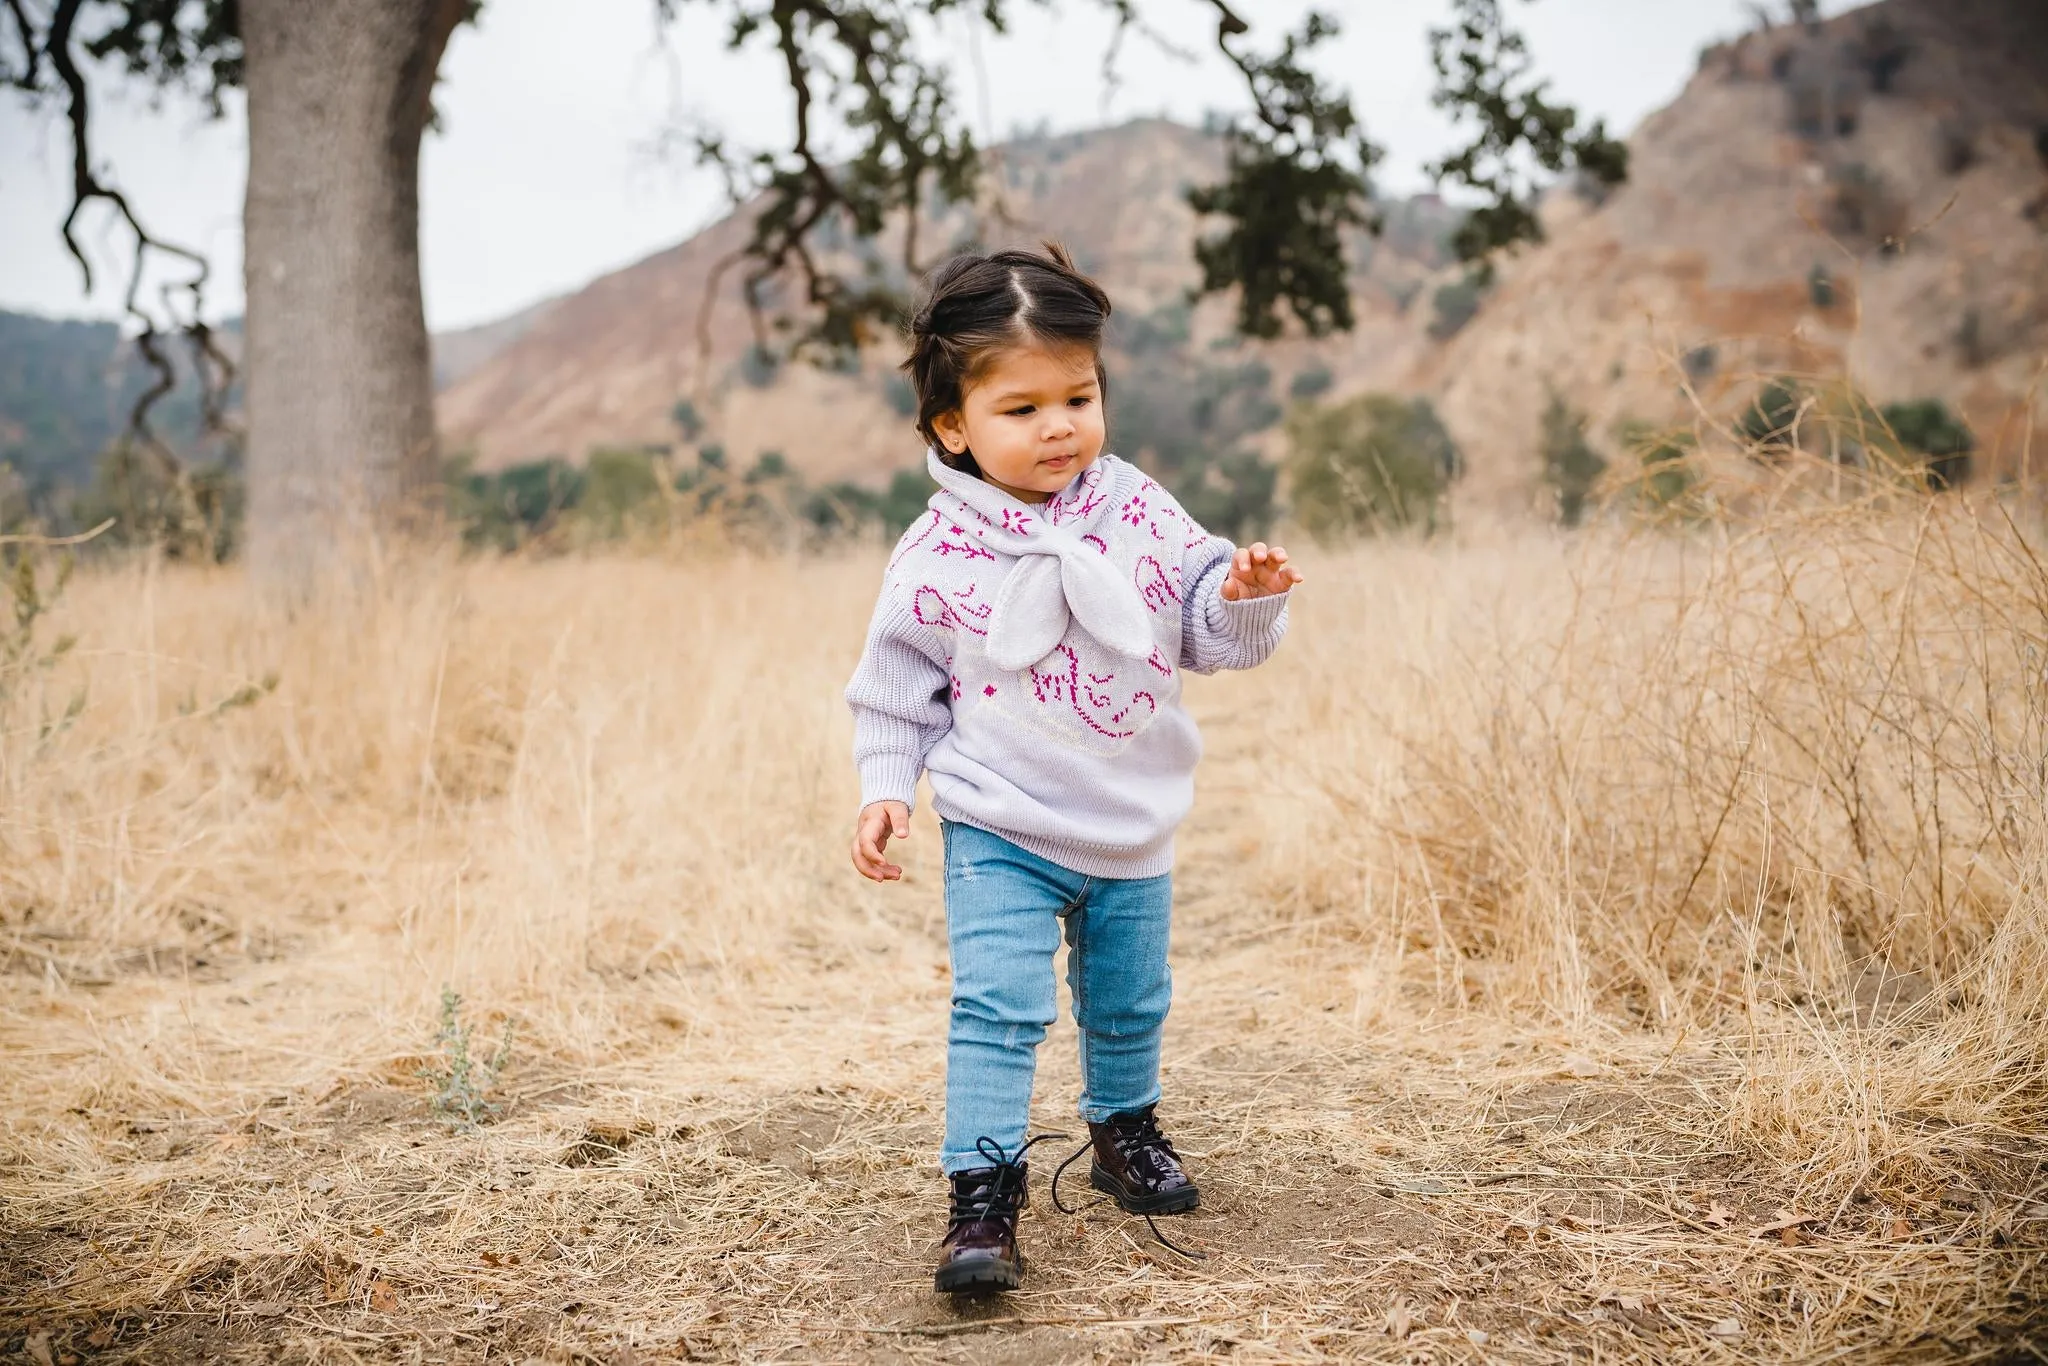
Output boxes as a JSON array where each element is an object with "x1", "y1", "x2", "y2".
[{"x1": 940, "y1": 821, "x2": 1175, "y2": 1174}]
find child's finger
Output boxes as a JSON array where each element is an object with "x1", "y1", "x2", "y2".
[
  {"x1": 852, "y1": 830, "x2": 903, "y2": 883},
  {"x1": 1249, "y1": 542, "x2": 1269, "y2": 565},
  {"x1": 890, "y1": 807, "x2": 910, "y2": 841}
]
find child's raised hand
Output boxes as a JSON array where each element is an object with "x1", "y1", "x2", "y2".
[
  {"x1": 1221, "y1": 542, "x2": 1304, "y2": 601},
  {"x1": 852, "y1": 800, "x2": 912, "y2": 882}
]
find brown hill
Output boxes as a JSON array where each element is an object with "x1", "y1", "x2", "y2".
[
  {"x1": 1417, "y1": 0, "x2": 2048, "y2": 507},
  {"x1": 434, "y1": 120, "x2": 1459, "y2": 482},
  {"x1": 431, "y1": 294, "x2": 564, "y2": 390},
  {"x1": 441, "y1": 0, "x2": 2047, "y2": 507}
]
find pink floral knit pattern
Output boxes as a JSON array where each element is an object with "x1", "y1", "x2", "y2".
[{"x1": 845, "y1": 451, "x2": 1291, "y2": 880}]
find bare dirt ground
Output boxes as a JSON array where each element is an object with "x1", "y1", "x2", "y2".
[{"x1": 3, "y1": 523, "x2": 2045, "y2": 1363}]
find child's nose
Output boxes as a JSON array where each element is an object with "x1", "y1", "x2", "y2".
[{"x1": 1043, "y1": 408, "x2": 1075, "y2": 439}]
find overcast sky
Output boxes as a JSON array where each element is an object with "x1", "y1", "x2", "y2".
[{"x1": 0, "y1": 0, "x2": 1817, "y2": 332}]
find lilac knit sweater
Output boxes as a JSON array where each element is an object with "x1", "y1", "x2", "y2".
[{"x1": 843, "y1": 451, "x2": 1290, "y2": 879}]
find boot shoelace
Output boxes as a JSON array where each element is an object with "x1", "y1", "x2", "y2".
[
  {"x1": 1050, "y1": 1125, "x2": 1207, "y2": 1262},
  {"x1": 1107, "y1": 1109, "x2": 1180, "y2": 1173},
  {"x1": 948, "y1": 1133, "x2": 1063, "y2": 1233}
]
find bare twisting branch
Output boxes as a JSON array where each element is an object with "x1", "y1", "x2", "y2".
[
  {"x1": 8, "y1": 0, "x2": 240, "y2": 487},
  {"x1": 0, "y1": 0, "x2": 42, "y2": 86}
]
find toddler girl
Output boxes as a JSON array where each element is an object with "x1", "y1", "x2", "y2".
[{"x1": 845, "y1": 243, "x2": 1302, "y2": 1294}]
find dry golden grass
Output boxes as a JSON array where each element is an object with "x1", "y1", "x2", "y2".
[{"x1": 2, "y1": 496, "x2": 2045, "y2": 1363}]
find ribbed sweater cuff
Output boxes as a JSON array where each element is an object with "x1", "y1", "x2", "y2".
[
  {"x1": 853, "y1": 708, "x2": 927, "y2": 809},
  {"x1": 858, "y1": 751, "x2": 922, "y2": 810},
  {"x1": 1206, "y1": 588, "x2": 1290, "y2": 638}
]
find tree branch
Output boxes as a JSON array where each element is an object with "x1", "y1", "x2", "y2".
[
  {"x1": 665, "y1": 0, "x2": 986, "y2": 363},
  {"x1": 1426, "y1": 0, "x2": 1629, "y2": 273},
  {"x1": 665, "y1": 0, "x2": 1625, "y2": 352},
  {"x1": 1177, "y1": 6, "x2": 1381, "y2": 337},
  {"x1": 37, "y1": 0, "x2": 236, "y2": 474},
  {"x1": 1, "y1": 0, "x2": 41, "y2": 86}
]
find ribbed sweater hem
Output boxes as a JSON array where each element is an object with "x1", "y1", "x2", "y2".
[{"x1": 931, "y1": 801, "x2": 1178, "y2": 881}]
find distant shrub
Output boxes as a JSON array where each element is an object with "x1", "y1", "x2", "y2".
[
  {"x1": 1741, "y1": 378, "x2": 1811, "y2": 456},
  {"x1": 882, "y1": 372, "x2": 917, "y2": 417},
  {"x1": 1567, "y1": 168, "x2": 1615, "y2": 208},
  {"x1": 1808, "y1": 263, "x2": 1836, "y2": 308},
  {"x1": 1118, "y1": 304, "x2": 1191, "y2": 356},
  {"x1": 446, "y1": 455, "x2": 584, "y2": 551},
  {"x1": 1429, "y1": 272, "x2": 1488, "y2": 340},
  {"x1": 672, "y1": 444, "x2": 732, "y2": 514},
  {"x1": 875, "y1": 467, "x2": 936, "y2": 532},
  {"x1": 74, "y1": 442, "x2": 242, "y2": 561},
  {"x1": 747, "y1": 450, "x2": 790, "y2": 484},
  {"x1": 1788, "y1": 59, "x2": 1863, "y2": 139},
  {"x1": 1956, "y1": 310, "x2": 1989, "y2": 368},
  {"x1": 738, "y1": 343, "x2": 780, "y2": 389},
  {"x1": 580, "y1": 447, "x2": 664, "y2": 536},
  {"x1": 1289, "y1": 365, "x2": 1334, "y2": 401},
  {"x1": 1741, "y1": 377, "x2": 1918, "y2": 472},
  {"x1": 1539, "y1": 392, "x2": 1606, "y2": 528},
  {"x1": 1618, "y1": 421, "x2": 1699, "y2": 515},
  {"x1": 1106, "y1": 331, "x2": 1285, "y2": 544},
  {"x1": 1196, "y1": 361, "x2": 1280, "y2": 435},
  {"x1": 670, "y1": 399, "x2": 704, "y2": 441},
  {"x1": 1854, "y1": 17, "x2": 1911, "y2": 93},
  {"x1": 1176, "y1": 450, "x2": 1279, "y2": 546},
  {"x1": 804, "y1": 467, "x2": 935, "y2": 539},
  {"x1": 1881, "y1": 399, "x2": 1973, "y2": 489},
  {"x1": 1286, "y1": 393, "x2": 1461, "y2": 540},
  {"x1": 1822, "y1": 163, "x2": 1906, "y2": 250},
  {"x1": 1682, "y1": 345, "x2": 1718, "y2": 382},
  {"x1": 1937, "y1": 119, "x2": 1977, "y2": 175}
]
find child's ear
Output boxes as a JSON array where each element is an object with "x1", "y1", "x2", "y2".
[{"x1": 930, "y1": 408, "x2": 969, "y2": 455}]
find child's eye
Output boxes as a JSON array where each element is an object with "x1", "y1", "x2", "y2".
[
  {"x1": 1068, "y1": 396, "x2": 1093, "y2": 408},
  {"x1": 1005, "y1": 405, "x2": 1036, "y2": 417}
]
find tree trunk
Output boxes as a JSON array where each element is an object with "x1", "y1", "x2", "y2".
[{"x1": 240, "y1": 0, "x2": 468, "y2": 595}]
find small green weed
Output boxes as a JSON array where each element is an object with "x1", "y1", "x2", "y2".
[
  {"x1": 420, "y1": 987, "x2": 513, "y2": 1130},
  {"x1": 1, "y1": 537, "x2": 89, "y2": 746}
]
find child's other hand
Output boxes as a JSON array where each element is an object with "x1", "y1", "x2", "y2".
[
  {"x1": 852, "y1": 800, "x2": 912, "y2": 882},
  {"x1": 1221, "y1": 542, "x2": 1304, "y2": 601}
]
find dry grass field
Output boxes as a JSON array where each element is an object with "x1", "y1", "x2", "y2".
[{"x1": 3, "y1": 496, "x2": 2045, "y2": 1363}]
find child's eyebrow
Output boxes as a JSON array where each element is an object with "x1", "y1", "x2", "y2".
[{"x1": 987, "y1": 377, "x2": 1100, "y2": 405}]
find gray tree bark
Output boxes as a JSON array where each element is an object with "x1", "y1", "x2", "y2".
[{"x1": 240, "y1": 0, "x2": 468, "y2": 595}]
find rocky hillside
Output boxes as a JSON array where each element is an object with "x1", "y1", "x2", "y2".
[
  {"x1": 1420, "y1": 0, "x2": 2048, "y2": 507},
  {"x1": 441, "y1": 0, "x2": 2047, "y2": 508},
  {"x1": 434, "y1": 120, "x2": 1461, "y2": 484}
]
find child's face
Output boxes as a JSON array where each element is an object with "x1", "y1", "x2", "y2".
[{"x1": 931, "y1": 341, "x2": 1105, "y2": 504}]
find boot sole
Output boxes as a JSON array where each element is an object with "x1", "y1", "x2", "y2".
[
  {"x1": 933, "y1": 1253, "x2": 1022, "y2": 1294},
  {"x1": 1091, "y1": 1163, "x2": 1200, "y2": 1215}
]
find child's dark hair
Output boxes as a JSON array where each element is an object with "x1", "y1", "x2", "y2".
[{"x1": 903, "y1": 242, "x2": 1112, "y2": 476}]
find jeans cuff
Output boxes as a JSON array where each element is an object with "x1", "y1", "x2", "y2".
[{"x1": 1076, "y1": 1087, "x2": 1163, "y2": 1124}]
